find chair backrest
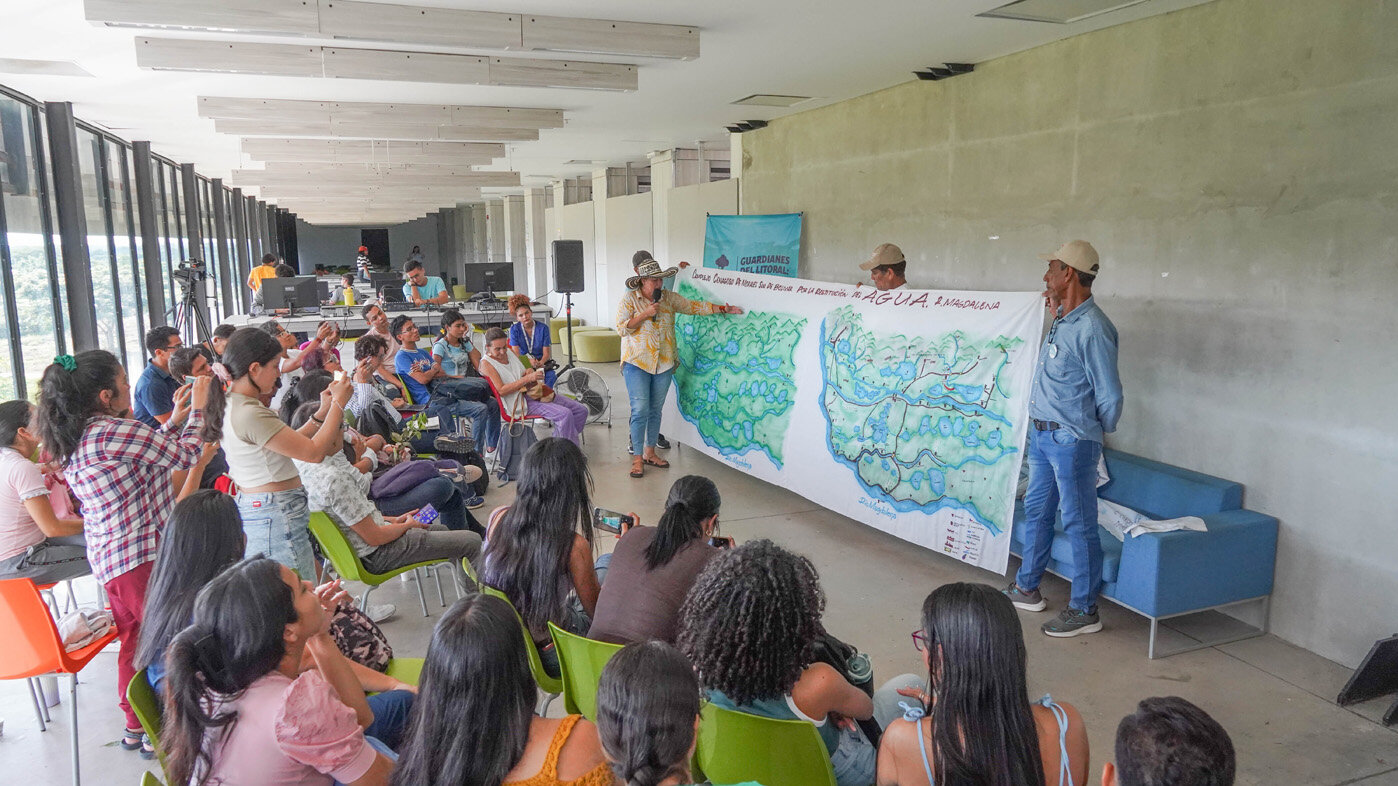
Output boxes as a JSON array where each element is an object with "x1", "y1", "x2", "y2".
[
  {"x1": 695, "y1": 702, "x2": 838, "y2": 786},
  {"x1": 307, "y1": 512, "x2": 369, "y2": 584},
  {"x1": 126, "y1": 668, "x2": 168, "y2": 772},
  {"x1": 139, "y1": 770, "x2": 164, "y2": 785},
  {"x1": 548, "y1": 622, "x2": 624, "y2": 720},
  {"x1": 481, "y1": 585, "x2": 564, "y2": 695},
  {"x1": 451, "y1": 284, "x2": 469, "y2": 300},
  {"x1": 0, "y1": 578, "x2": 64, "y2": 679}
]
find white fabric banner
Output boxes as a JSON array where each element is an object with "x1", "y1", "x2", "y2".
[{"x1": 662, "y1": 267, "x2": 1045, "y2": 574}]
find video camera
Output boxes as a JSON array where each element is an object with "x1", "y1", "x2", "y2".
[{"x1": 172, "y1": 258, "x2": 207, "y2": 284}]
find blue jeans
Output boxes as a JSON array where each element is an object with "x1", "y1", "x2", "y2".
[
  {"x1": 238, "y1": 487, "x2": 316, "y2": 580},
  {"x1": 829, "y1": 725, "x2": 877, "y2": 786},
  {"x1": 1016, "y1": 427, "x2": 1104, "y2": 612},
  {"x1": 375, "y1": 475, "x2": 480, "y2": 534},
  {"x1": 365, "y1": 689, "x2": 414, "y2": 752},
  {"x1": 427, "y1": 387, "x2": 501, "y2": 453},
  {"x1": 622, "y1": 362, "x2": 674, "y2": 451}
]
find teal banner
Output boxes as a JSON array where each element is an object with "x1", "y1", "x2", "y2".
[{"x1": 703, "y1": 213, "x2": 801, "y2": 278}]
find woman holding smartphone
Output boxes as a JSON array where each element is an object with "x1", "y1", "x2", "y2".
[{"x1": 588, "y1": 475, "x2": 730, "y2": 645}]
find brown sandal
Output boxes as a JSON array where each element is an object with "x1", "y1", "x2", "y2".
[
  {"x1": 641, "y1": 455, "x2": 670, "y2": 469},
  {"x1": 629, "y1": 457, "x2": 645, "y2": 478}
]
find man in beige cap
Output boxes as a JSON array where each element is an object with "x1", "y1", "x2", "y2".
[
  {"x1": 858, "y1": 243, "x2": 908, "y2": 290},
  {"x1": 1004, "y1": 239, "x2": 1124, "y2": 639}
]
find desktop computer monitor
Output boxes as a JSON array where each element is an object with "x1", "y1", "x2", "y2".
[
  {"x1": 461, "y1": 263, "x2": 515, "y2": 298},
  {"x1": 369, "y1": 271, "x2": 401, "y2": 299},
  {"x1": 263, "y1": 276, "x2": 318, "y2": 311}
]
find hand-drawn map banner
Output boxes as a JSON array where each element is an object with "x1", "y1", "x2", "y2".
[
  {"x1": 663, "y1": 267, "x2": 1045, "y2": 573},
  {"x1": 703, "y1": 213, "x2": 801, "y2": 278}
]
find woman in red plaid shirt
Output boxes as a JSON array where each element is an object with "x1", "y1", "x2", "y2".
[{"x1": 35, "y1": 349, "x2": 211, "y2": 750}]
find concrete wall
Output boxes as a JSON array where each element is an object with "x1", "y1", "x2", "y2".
[
  {"x1": 739, "y1": 0, "x2": 1398, "y2": 668},
  {"x1": 293, "y1": 220, "x2": 359, "y2": 270},
  {"x1": 388, "y1": 215, "x2": 439, "y2": 277}
]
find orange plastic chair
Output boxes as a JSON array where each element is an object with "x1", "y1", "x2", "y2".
[
  {"x1": 0, "y1": 577, "x2": 121, "y2": 786},
  {"x1": 483, "y1": 371, "x2": 549, "y2": 428}
]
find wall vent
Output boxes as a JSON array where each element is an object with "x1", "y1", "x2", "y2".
[{"x1": 978, "y1": 0, "x2": 1152, "y2": 24}]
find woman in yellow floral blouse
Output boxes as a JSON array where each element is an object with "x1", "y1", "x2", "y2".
[{"x1": 616, "y1": 256, "x2": 742, "y2": 479}]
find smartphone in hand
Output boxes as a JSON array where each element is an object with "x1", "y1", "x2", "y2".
[
  {"x1": 592, "y1": 507, "x2": 634, "y2": 535},
  {"x1": 413, "y1": 504, "x2": 439, "y2": 526},
  {"x1": 184, "y1": 375, "x2": 197, "y2": 386},
  {"x1": 707, "y1": 536, "x2": 734, "y2": 549}
]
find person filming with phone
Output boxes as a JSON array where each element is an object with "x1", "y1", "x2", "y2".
[{"x1": 588, "y1": 475, "x2": 733, "y2": 645}]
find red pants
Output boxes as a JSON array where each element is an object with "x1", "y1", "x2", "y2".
[{"x1": 104, "y1": 561, "x2": 153, "y2": 731}]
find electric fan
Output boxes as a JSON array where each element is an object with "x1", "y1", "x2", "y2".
[{"x1": 555, "y1": 367, "x2": 611, "y2": 425}]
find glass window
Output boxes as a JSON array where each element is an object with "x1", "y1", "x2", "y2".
[
  {"x1": 76, "y1": 128, "x2": 123, "y2": 358},
  {"x1": 109, "y1": 141, "x2": 145, "y2": 366},
  {"x1": 0, "y1": 95, "x2": 63, "y2": 398},
  {"x1": 39, "y1": 116, "x2": 72, "y2": 353},
  {"x1": 200, "y1": 178, "x2": 220, "y2": 319},
  {"x1": 154, "y1": 158, "x2": 176, "y2": 315}
]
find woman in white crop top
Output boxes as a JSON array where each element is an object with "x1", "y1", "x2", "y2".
[{"x1": 212, "y1": 328, "x2": 353, "y2": 579}]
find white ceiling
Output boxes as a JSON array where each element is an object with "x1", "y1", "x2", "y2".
[{"x1": 2, "y1": 0, "x2": 1211, "y2": 221}]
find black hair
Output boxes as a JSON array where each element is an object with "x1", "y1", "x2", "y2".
[
  {"x1": 300, "y1": 345, "x2": 334, "y2": 374},
  {"x1": 204, "y1": 327, "x2": 285, "y2": 436},
  {"x1": 1115, "y1": 697, "x2": 1234, "y2": 786},
  {"x1": 481, "y1": 437, "x2": 594, "y2": 634},
  {"x1": 645, "y1": 475, "x2": 720, "y2": 570},
  {"x1": 34, "y1": 349, "x2": 125, "y2": 465},
  {"x1": 404, "y1": 259, "x2": 425, "y2": 274},
  {"x1": 274, "y1": 263, "x2": 296, "y2": 278},
  {"x1": 0, "y1": 400, "x2": 34, "y2": 448},
  {"x1": 597, "y1": 641, "x2": 701, "y2": 786},
  {"x1": 168, "y1": 347, "x2": 204, "y2": 380},
  {"x1": 677, "y1": 539, "x2": 824, "y2": 706},
  {"x1": 440, "y1": 308, "x2": 466, "y2": 341},
  {"x1": 257, "y1": 319, "x2": 284, "y2": 339},
  {"x1": 279, "y1": 370, "x2": 332, "y2": 424},
  {"x1": 212, "y1": 323, "x2": 236, "y2": 341},
  {"x1": 260, "y1": 253, "x2": 278, "y2": 266},
  {"x1": 135, "y1": 491, "x2": 246, "y2": 676},
  {"x1": 484, "y1": 326, "x2": 508, "y2": 345},
  {"x1": 360, "y1": 302, "x2": 381, "y2": 321},
  {"x1": 1077, "y1": 269, "x2": 1096, "y2": 288},
  {"x1": 918, "y1": 582, "x2": 1045, "y2": 786},
  {"x1": 145, "y1": 325, "x2": 182, "y2": 357},
  {"x1": 875, "y1": 260, "x2": 908, "y2": 279},
  {"x1": 390, "y1": 594, "x2": 535, "y2": 786},
  {"x1": 390, "y1": 314, "x2": 416, "y2": 341},
  {"x1": 341, "y1": 273, "x2": 355, "y2": 286},
  {"x1": 354, "y1": 333, "x2": 388, "y2": 362},
  {"x1": 161, "y1": 557, "x2": 298, "y2": 786}
]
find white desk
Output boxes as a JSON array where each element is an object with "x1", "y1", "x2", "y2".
[{"x1": 225, "y1": 302, "x2": 550, "y2": 337}]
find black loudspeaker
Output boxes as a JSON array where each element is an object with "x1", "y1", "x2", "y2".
[{"x1": 553, "y1": 240, "x2": 585, "y2": 293}]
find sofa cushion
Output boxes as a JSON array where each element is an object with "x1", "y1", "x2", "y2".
[
  {"x1": 1011, "y1": 501, "x2": 1120, "y2": 583},
  {"x1": 1100, "y1": 449, "x2": 1242, "y2": 519}
]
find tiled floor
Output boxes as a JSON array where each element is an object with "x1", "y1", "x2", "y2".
[{"x1": 3, "y1": 361, "x2": 1395, "y2": 785}]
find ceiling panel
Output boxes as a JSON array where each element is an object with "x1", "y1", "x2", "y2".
[
  {"x1": 486, "y1": 56, "x2": 637, "y2": 91},
  {"x1": 522, "y1": 15, "x2": 699, "y2": 59},
  {"x1": 213, "y1": 117, "x2": 541, "y2": 141},
  {"x1": 240, "y1": 138, "x2": 505, "y2": 164},
  {"x1": 136, "y1": 37, "x2": 323, "y2": 76},
  {"x1": 321, "y1": 47, "x2": 490, "y2": 84},
  {"x1": 316, "y1": 1, "x2": 522, "y2": 49},
  {"x1": 85, "y1": 0, "x2": 320, "y2": 35}
]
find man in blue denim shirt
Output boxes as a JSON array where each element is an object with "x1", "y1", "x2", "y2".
[{"x1": 1005, "y1": 240, "x2": 1124, "y2": 637}]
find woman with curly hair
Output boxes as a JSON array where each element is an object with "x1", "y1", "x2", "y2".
[
  {"x1": 677, "y1": 539, "x2": 877, "y2": 786},
  {"x1": 506, "y1": 295, "x2": 555, "y2": 387}
]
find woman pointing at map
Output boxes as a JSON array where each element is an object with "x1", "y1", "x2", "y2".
[{"x1": 617, "y1": 255, "x2": 743, "y2": 479}]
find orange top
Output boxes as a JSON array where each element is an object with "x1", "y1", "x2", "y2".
[
  {"x1": 248, "y1": 263, "x2": 279, "y2": 292},
  {"x1": 503, "y1": 715, "x2": 614, "y2": 786}
]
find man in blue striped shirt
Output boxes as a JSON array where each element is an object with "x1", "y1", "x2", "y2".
[{"x1": 1005, "y1": 240, "x2": 1124, "y2": 638}]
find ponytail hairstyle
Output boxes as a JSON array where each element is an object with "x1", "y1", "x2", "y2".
[
  {"x1": 439, "y1": 308, "x2": 466, "y2": 342},
  {"x1": 391, "y1": 594, "x2": 535, "y2": 786},
  {"x1": 34, "y1": 349, "x2": 124, "y2": 465},
  {"x1": 596, "y1": 641, "x2": 701, "y2": 786},
  {"x1": 161, "y1": 557, "x2": 298, "y2": 786},
  {"x1": 645, "y1": 475, "x2": 721, "y2": 570}
]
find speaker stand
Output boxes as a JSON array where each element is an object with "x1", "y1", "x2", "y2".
[{"x1": 559, "y1": 291, "x2": 578, "y2": 375}]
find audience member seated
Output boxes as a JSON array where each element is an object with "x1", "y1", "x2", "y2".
[
  {"x1": 480, "y1": 327, "x2": 589, "y2": 447},
  {"x1": 250, "y1": 261, "x2": 297, "y2": 315},
  {"x1": 588, "y1": 475, "x2": 729, "y2": 645},
  {"x1": 214, "y1": 327, "x2": 350, "y2": 580},
  {"x1": 132, "y1": 326, "x2": 184, "y2": 428},
  {"x1": 507, "y1": 295, "x2": 556, "y2": 387},
  {"x1": 206, "y1": 323, "x2": 235, "y2": 362},
  {"x1": 169, "y1": 347, "x2": 231, "y2": 490},
  {"x1": 299, "y1": 320, "x2": 343, "y2": 360},
  {"x1": 432, "y1": 309, "x2": 483, "y2": 380},
  {"x1": 595, "y1": 640, "x2": 732, "y2": 786},
  {"x1": 136, "y1": 491, "x2": 417, "y2": 750},
  {"x1": 262, "y1": 320, "x2": 334, "y2": 411},
  {"x1": 874, "y1": 582, "x2": 1089, "y2": 786},
  {"x1": 162, "y1": 557, "x2": 395, "y2": 786},
  {"x1": 289, "y1": 401, "x2": 480, "y2": 596},
  {"x1": 302, "y1": 343, "x2": 344, "y2": 376},
  {"x1": 392, "y1": 315, "x2": 500, "y2": 451},
  {"x1": 329, "y1": 273, "x2": 357, "y2": 306},
  {"x1": 0, "y1": 400, "x2": 90, "y2": 584},
  {"x1": 482, "y1": 438, "x2": 601, "y2": 676},
  {"x1": 1104, "y1": 697, "x2": 1234, "y2": 786},
  {"x1": 678, "y1": 540, "x2": 879, "y2": 786},
  {"x1": 35, "y1": 350, "x2": 210, "y2": 752},
  {"x1": 362, "y1": 304, "x2": 403, "y2": 368},
  {"x1": 348, "y1": 334, "x2": 435, "y2": 451},
  {"x1": 401, "y1": 259, "x2": 449, "y2": 307},
  {"x1": 390, "y1": 594, "x2": 612, "y2": 786}
]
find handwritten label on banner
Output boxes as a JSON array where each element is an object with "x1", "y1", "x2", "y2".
[{"x1": 664, "y1": 267, "x2": 1042, "y2": 575}]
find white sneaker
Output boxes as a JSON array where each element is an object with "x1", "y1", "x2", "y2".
[
  {"x1": 462, "y1": 465, "x2": 483, "y2": 484},
  {"x1": 366, "y1": 603, "x2": 397, "y2": 623}
]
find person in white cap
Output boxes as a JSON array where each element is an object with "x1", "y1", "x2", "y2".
[
  {"x1": 858, "y1": 243, "x2": 908, "y2": 291},
  {"x1": 1004, "y1": 239, "x2": 1124, "y2": 638}
]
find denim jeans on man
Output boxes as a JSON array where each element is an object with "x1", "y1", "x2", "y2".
[
  {"x1": 375, "y1": 475, "x2": 481, "y2": 534},
  {"x1": 1015, "y1": 427, "x2": 1103, "y2": 612},
  {"x1": 621, "y1": 362, "x2": 674, "y2": 451}
]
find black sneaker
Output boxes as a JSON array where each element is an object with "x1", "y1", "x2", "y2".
[
  {"x1": 1041, "y1": 607, "x2": 1103, "y2": 638},
  {"x1": 656, "y1": 433, "x2": 671, "y2": 450},
  {"x1": 1003, "y1": 582, "x2": 1046, "y2": 612}
]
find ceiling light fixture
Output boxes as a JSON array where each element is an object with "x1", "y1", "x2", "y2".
[{"x1": 912, "y1": 62, "x2": 975, "y2": 81}]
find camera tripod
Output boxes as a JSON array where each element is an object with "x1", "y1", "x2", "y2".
[{"x1": 172, "y1": 274, "x2": 212, "y2": 345}]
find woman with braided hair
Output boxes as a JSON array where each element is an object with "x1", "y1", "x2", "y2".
[{"x1": 677, "y1": 539, "x2": 878, "y2": 786}]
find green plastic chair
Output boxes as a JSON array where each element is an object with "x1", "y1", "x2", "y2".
[
  {"x1": 695, "y1": 702, "x2": 837, "y2": 786},
  {"x1": 384, "y1": 657, "x2": 424, "y2": 687},
  {"x1": 481, "y1": 585, "x2": 562, "y2": 714},
  {"x1": 140, "y1": 772, "x2": 163, "y2": 785},
  {"x1": 548, "y1": 622, "x2": 623, "y2": 720},
  {"x1": 126, "y1": 668, "x2": 168, "y2": 777},
  {"x1": 307, "y1": 512, "x2": 446, "y2": 617}
]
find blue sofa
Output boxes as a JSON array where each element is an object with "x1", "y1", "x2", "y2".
[{"x1": 1010, "y1": 449, "x2": 1278, "y2": 658}]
